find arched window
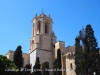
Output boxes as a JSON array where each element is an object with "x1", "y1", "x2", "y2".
[{"x1": 45, "y1": 23, "x2": 48, "y2": 33}]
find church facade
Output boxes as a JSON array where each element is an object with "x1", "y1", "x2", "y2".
[{"x1": 6, "y1": 12, "x2": 76, "y2": 75}]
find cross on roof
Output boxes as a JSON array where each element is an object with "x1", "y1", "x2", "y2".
[{"x1": 42, "y1": 8, "x2": 43, "y2": 13}]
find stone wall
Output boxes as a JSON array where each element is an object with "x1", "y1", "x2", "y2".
[
  {"x1": 30, "y1": 50, "x2": 36, "y2": 72},
  {"x1": 54, "y1": 42, "x2": 76, "y2": 75},
  {"x1": 30, "y1": 48, "x2": 53, "y2": 75},
  {"x1": 6, "y1": 50, "x2": 30, "y2": 67}
]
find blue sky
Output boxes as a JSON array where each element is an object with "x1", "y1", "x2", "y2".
[{"x1": 0, "y1": 0, "x2": 100, "y2": 55}]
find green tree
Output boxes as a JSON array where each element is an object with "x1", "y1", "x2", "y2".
[
  {"x1": 42, "y1": 62, "x2": 49, "y2": 75},
  {"x1": 53, "y1": 59, "x2": 57, "y2": 75},
  {"x1": 82, "y1": 25, "x2": 99, "y2": 75},
  {"x1": 22, "y1": 64, "x2": 31, "y2": 75},
  {"x1": 32, "y1": 57, "x2": 42, "y2": 75},
  {"x1": 95, "y1": 48, "x2": 100, "y2": 75},
  {"x1": 75, "y1": 24, "x2": 100, "y2": 75},
  {"x1": 0, "y1": 55, "x2": 18, "y2": 75},
  {"x1": 53, "y1": 49, "x2": 62, "y2": 75},
  {"x1": 75, "y1": 37, "x2": 84, "y2": 75},
  {"x1": 13, "y1": 45, "x2": 23, "y2": 75},
  {"x1": 56, "y1": 49, "x2": 62, "y2": 75}
]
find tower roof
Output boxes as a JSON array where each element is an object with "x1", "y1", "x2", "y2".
[
  {"x1": 40, "y1": 11, "x2": 47, "y2": 17},
  {"x1": 32, "y1": 11, "x2": 52, "y2": 22}
]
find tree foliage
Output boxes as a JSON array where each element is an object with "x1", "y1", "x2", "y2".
[
  {"x1": 75, "y1": 37, "x2": 84, "y2": 75},
  {"x1": 32, "y1": 57, "x2": 42, "y2": 75},
  {"x1": 0, "y1": 55, "x2": 18, "y2": 75},
  {"x1": 53, "y1": 59, "x2": 57, "y2": 75},
  {"x1": 14, "y1": 45, "x2": 23, "y2": 68},
  {"x1": 13, "y1": 45, "x2": 23, "y2": 75},
  {"x1": 75, "y1": 24, "x2": 100, "y2": 75},
  {"x1": 53, "y1": 49, "x2": 62, "y2": 75},
  {"x1": 22, "y1": 64, "x2": 31, "y2": 75},
  {"x1": 42, "y1": 62, "x2": 49, "y2": 75}
]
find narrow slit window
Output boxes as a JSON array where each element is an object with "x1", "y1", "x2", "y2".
[
  {"x1": 45, "y1": 24, "x2": 47, "y2": 33},
  {"x1": 70, "y1": 63, "x2": 73, "y2": 70},
  {"x1": 38, "y1": 22, "x2": 41, "y2": 32}
]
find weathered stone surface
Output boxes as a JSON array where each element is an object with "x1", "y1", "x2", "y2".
[{"x1": 30, "y1": 50, "x2": 36, "y2": 72}]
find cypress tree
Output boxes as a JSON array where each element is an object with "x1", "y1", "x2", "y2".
[
  {"x1": 75, "y1": 37, "x2": 84, "y2": 75},
  {"x1": 42, "y1": 62, "x2": 49, "y2": 75},
  {"x1": 53, "y1": 59, "x2": 57, "y2": 75},
  {"x1": 33, "y1": 57, "x2": 42, "y2": 75},
  {"x1": 13, "y1": 45, "x2": 23, "y2": 75},
  {"x1": 53, "y1": 49, "x2": 62, "y2": 75},
  {"x1": 95, "y1": 48, "x2": 100, "y2": 75},
  {"x1": 56, "y1": 49, "x2": 62, "y2": 75},
  {"x1": 82, "y1": 25, "x2": 98, "y2": 75},
  {"x1": 75, "y1": 24, "x2": 100, "y2": 75},
  {"x1": 57, "y1": 49, "x2": 61, "y2": 69}
]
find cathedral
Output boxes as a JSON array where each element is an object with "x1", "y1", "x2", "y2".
[{"x1": 6, "y1": 12, "x2": 76, "y2": 75}]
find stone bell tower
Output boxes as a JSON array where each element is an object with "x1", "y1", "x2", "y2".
[{"x1": 29, "y1": 11, "x2": 56, "y2": 73}]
